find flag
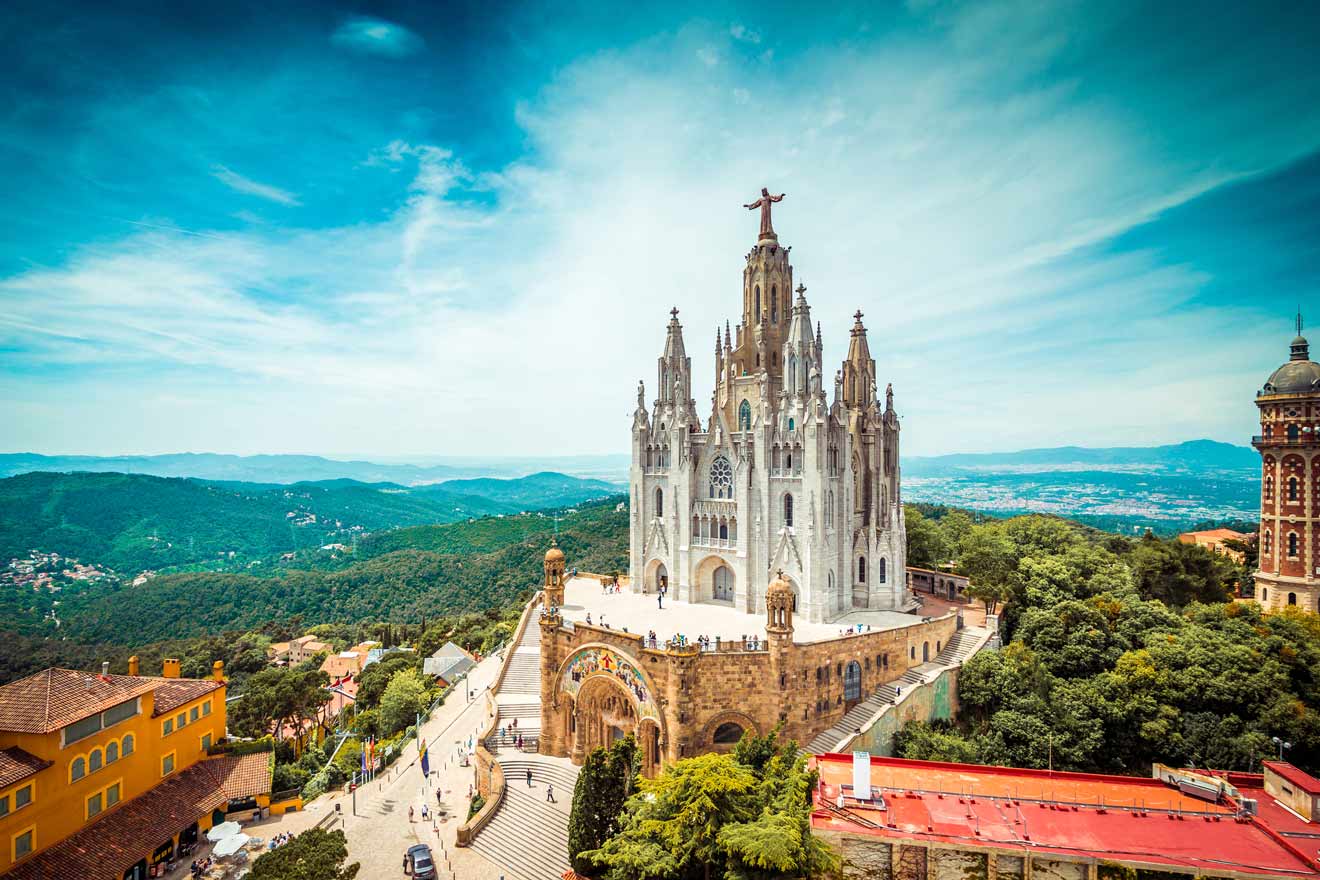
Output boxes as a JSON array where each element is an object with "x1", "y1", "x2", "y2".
[
  {"x1": 419, "y1": 739, "x2": 430, "y2": 777},
  {"x1": 360, "y1": 743, "x2": 366, "y2": 775},
  {"x1": 367, "y1": 736, "x2": 375, "y2": 772}
]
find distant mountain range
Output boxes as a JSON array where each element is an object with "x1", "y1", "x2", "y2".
[
  {"x1": 904, "y1": 439, "x2": 1257, "y2": 476},
  {"x1": 0, "y1": 452, "x2": 631, "y2": 486},
  {"x1": 903, "y1": 440, "x2": 1258, "y2": 534}
]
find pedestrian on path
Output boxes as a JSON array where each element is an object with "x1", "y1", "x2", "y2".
[
  {"x1": 658, "y1": 591, "x2": 663, "y2": 609},
  {"x1": 422, "y1": 804, "x2": 429, "y2": 820},
  {"x1": 526, "y1": 768, "x2": 533, "y2": 787},
  {"x1": 546, "y1": 784, "x2": 556, "y2": 803},
  {"x1": 409, "y1": 805, "x2": 415, "y2": 822}
]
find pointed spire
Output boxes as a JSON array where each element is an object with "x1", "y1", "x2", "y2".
[
  {"x1": 815, "y1": 321, "x2": 822, "y2": 350},
  {"x1": 662, "y1": 307, "x2": 687, "y2": 360},
  {"x1": 725, "y1": 321, "x2": 732, "y2": 348}
]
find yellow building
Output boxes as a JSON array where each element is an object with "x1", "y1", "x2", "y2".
[{"x1": 0, "y1": 658, "x2": 271, "y2": 879}]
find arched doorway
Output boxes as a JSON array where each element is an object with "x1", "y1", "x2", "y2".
[
  {"x1": 843, "y1": 661, "x2": 862, "y2": 708},
  {"x1": 655, "y1": 563, "x2": 668, "y2": 595},
  {"x1": 713, "y1": 565, "x2": 734, "y2": 602}
]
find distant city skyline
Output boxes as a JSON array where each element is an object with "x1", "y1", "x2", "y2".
[{"x1": 3, "y1": 0, "x2": 1319, "y2": 458}]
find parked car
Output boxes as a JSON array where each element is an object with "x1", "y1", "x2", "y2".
[{"x1": 406, "y1": 844, "x2": 437, "y2": 880}]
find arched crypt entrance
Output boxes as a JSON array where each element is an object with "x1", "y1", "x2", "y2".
[{"x1": 556, "y1": 644, "x2": 666, "y2": 776}]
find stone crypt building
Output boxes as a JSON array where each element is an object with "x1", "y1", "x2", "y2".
[
  {"x1": 533, "y1": 192, "x2": 964, "y2": 778},
  {"x1": 628, "y1": 189, "x2": 908, "y2": 621},
  {"x1": 1254, "y1": 315, "x2": 1320, "y2": 611}
]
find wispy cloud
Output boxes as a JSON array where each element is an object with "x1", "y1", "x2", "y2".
[
  {"x1": 331, "y1": 16, "x2": 424, "y2": 58},
  {"x1": 729, "y1": 23, "x2": 761, "y2": 44},
  {"x1": 3, "y1": 2, "x2": 1320, "y2": 457},
  {"x1": 212, "y1": 166, "x2": 301, "y2": 206}
]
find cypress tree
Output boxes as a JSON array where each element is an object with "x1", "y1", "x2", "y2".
[{"x1": 567, "y1": 747, "x2": 610, "y2": 873}]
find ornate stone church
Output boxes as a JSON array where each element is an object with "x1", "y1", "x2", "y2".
[{"x1": 628, "y1": 190, "x2": 908, "y2": 621}]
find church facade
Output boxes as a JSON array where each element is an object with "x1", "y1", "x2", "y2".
[{"x1": 628, "y1": 192, "x2": 908, "y2": 622}]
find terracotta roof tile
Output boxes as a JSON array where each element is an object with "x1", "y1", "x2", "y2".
[
  {"x1": 0, "y1": 747, "x2": 52, "y2": 789},
  {"x1": 152, "y1": 678, "x2": 223, "y2": 717},
  {"x1": 2, "y1": 753, "x2": 271, "y2": 880},
  {"x1": 0, "y1": 669, "x2": 158, "y2": 734},
  {"x1": 0, "y1": 668, "x2": 223, "y2": 734}
]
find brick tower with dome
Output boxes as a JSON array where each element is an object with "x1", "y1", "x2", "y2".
[{"x1": 1254, "y1": 314, "x2": 1320, "y2": 611}]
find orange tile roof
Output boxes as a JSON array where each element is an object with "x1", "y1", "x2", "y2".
[
  {"x1": 2, "y1": 753, "x2": 271, "y2": 880},
  {"x1": 152, "y1": 678, "x2": 223, "y2": 717},
  {"x1": 0, "y1": 669, "x2": 159, "y2": 734},
  {"x1": 0, "y1": 668, "x2": 222, "y2": 733},
  {"x1": 0, "y1": 747, "x2": 52, "y2": 788}
]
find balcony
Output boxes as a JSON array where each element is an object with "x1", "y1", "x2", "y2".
[
  {"x1": 1253, "y1": 435, "x2": 1314, "y2": 449},
  {"x1": 691, "y1": 536, "x2": 736, "y2": 550}
]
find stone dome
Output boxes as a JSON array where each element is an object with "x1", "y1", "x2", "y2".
[
  {"x1": 1263, "y1": 339, "x2": 1320, "y2": 396},
  {"x1": 767, "y1": 571, "x2": 793, "y2": 597},
  {"x1": 545, "y1": 542, "x2": 565, "y2": 563}
]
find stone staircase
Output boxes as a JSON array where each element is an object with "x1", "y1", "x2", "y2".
[
  {"x1": 470, "y1": 756, "x2": 579, "y2": 880},
  {"x1": 470, "y1": 605, "x2": 581, "y2": 880},
  {"x1": 804, "y1": 626, "x2": 993, "y2": 755}
]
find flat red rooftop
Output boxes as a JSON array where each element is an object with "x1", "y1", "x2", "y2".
[{"x1": 812, "y1": 754, "x2": 1320, "y2": 879}]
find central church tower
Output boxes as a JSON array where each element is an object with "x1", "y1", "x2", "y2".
[{"x1": 628, "y1": 192, "x2": 908, "y2": 622}]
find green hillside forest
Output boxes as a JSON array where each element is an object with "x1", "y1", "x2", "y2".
[{"x1": 0, "y1": 470, "x2": 619, "y2": 575}]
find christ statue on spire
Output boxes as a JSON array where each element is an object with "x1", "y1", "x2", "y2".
[{"x1": 744, "y1": 187, "x2": 785, "y2": 239}]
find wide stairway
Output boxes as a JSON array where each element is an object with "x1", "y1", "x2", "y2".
[
  {"x1": 804, "y1": 626, "x2": 992, "y2": 755},
  {"x1": 471, "y1": 757, "x2": 579, "y2": 880},
  {"x1": 471, "y1": 605, "x2": 581, "y2": 880}
]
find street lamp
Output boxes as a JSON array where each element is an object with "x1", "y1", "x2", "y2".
[{"x1": 1272, "y1": 736, "x2": 1293, "y2": 761}]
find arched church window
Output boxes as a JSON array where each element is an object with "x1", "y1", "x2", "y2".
[
  {"x1": 1288, "y1": 532, "x2": 1299, "y2": 557},
  {"x1": 738, "y1": 399, "x2": 751, "y2": 431},
  {"x1": 826, "y1": 491, "x2": 834, "y2": 527},
  {"x1": 843, "y1": 662, "x2": 861, "y2": 703},
  {"x1": 879, "y1": 558, "x2": 886, "y2": 583},
  {"x1": 1289, "y1": 592, "x2": 1298, "y2": 605},
  {"x1": 788, "y1": 417, "x2": 795, "y2": 432},
  {"x1": 713, "y1": 722, "x2": 744, "y2": 744},
  {"x1": 784, "y1": 493, "x2": 794, "y2": 527},
  {"x1": 709, "y1": 456, "x2": 733, "y2": 500},
  {"x1": 719, "y1": 521, "x2": 728, "y2": 540},
  {"x1": 1289, "y1": 477, "x2": 1299, "y2": 501},
  {"x1": 772, "y1": 285, "x2": 778, "y2": 322},
  {"x1": 785, "y1": 450, "x2": 792, "y2": 470},
  {"x1": 755, "y1": 286, "x2": 761, "y2": 318},
  {"x1": 858, "y1": 556, "x2": 866, "y2": 583},
  {"x1": 655, "y1": 487, "x2": 663, "y2": 518},
  {"x1": 1264, "y1": 530, "x2": 1272, "y2": 555},
  {"x1": 773, "y1": 352, "x2": 778, "y2": 367},
  {"x1": 788, "y1": 357, "x2": 795, "y2": 390}
]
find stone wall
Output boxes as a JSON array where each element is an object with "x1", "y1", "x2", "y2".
[
  {"x1": 540, "y1": 608, "x2": 958, "y2": 770},
  {"x1": 847, "y1": 665, "x2": 959, "y2": 756}
]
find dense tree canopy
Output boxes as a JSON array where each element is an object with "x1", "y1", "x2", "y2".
[
  {"x1": 248, "y1": 828, "x2": 359, "y2": 880},
  {"x1": 896, "y1": 512, "x2": 1318, "y2": 775}
]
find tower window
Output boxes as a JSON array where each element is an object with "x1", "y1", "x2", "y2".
[
  {"x1": 738, "y1": 399, "x2": 751, "y2": 431},
  {"x1": 879, "y1": 558, "x2": 886, "y2": 583},
  {"x1": 1288, "y1": 532, "x2": 1299, "y2": 557},
  {"x1": 772, "y1": 285, "x2": 778, "y2": 322},
  {"x1": 1289, "y1": 592, "x2": 1298, "y2": 605},
  {"x1": 1289, "y1": 424, "x2": 1300, "y2": 441},
  {"x1": 655, "y1": 487, "x2": 663, "y2": 518},
  {"x1": 1289, "y1": 477, "x2": 1299, "y2": 501},
  {"x1": 858, "y1": 556, "x2": 866, "y2": 583},
  {"x1": 788, "y1": 417, "x2": 795, "y2": 432},
  {"x1": 784, "y1": 494, "x2": 794, "y2": 527},
  {"x1": 755, "y1": 286, "x2": 761, "y2": 318}
]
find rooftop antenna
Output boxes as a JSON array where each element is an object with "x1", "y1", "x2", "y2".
[{"x1": 1299, "y1": 306, "x2": 1304, "y2": 336}]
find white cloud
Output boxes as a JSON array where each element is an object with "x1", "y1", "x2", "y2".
[
  {"x1": 212, "y1": 166, "x2": 301, "y2": 206},
  {"x1": 331, "y1": 16, "x2": 424, "y2": 58},
  {"x1": 729, "y1": 23, "x2": 761, "y2": 44},
  {"x1": 5, "y1": 11, "x2": 1320, "y2": 458}
]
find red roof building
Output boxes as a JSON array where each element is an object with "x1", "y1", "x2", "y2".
[{"x1": 812, "y1": 754, "x2": 1320, "y2": 880}]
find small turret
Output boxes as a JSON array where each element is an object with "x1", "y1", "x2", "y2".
[
  {"x1": 766, "y1": 570, "x2": 795, "y2": 635},
  {"x1": 544, "y1": 540, "x2": 566, "y2": 607}
]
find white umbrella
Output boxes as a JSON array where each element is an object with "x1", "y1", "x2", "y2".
[
  {"x1": 213, "y1": 834, "x2": 250, "y2": 858},
  {"x1": 207, "y1": 822, "x2": 241, "y2": 841}
]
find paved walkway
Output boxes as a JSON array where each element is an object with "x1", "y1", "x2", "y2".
[
  {"x1": 559, "y1": 576, "x2": 925, "y2": 644},
  {"x1": 250, "y1": 651, "x2": 510, "y2": 880}
]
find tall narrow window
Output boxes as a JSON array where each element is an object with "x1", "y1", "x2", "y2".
[
  {"x1": 1289, "y1": 424, "x2": 1300, "y2": 441},
  {"x1": 655, "y1": 487, "x2": 663, "y2": 518},
  {"x1": 772, "y1": 285, "x2": 778, "y2": 322},
  {"x1": 879, "y1": 558, "x2": 887, "y2": 583},
  {"x1": 738, "y1": 399, "x2": 752, "y2": 431},
  {"x1": 858, "y1": 556, "x2": 866, "y2": 583},
  {"x1": 755, "y1": 286, "x2": 761, "y2": 318},
  {"x1": 784, "y1": 494, "x2": 794, "y2": 527},
  {"x1": 1289, "y1": 477, "x2": 1299, "y2": 501},
  {"x1": 1289, "y1": 532, "x2": 1300, "y2": 557}
]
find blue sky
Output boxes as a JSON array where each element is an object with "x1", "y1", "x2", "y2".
[{"x1": 2, "y1": 0, "x2": 1319, "y2": 458}]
